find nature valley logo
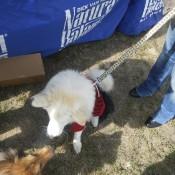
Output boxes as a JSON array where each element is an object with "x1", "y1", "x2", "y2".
[
  {"x1": 140, "y1": 0, "x2": 164, "y2": 22},
  {"x1": 61, "y1": 0, "x2": 117, "y2": 48},
  {"x1": 0, "y1": 34, "x2": 8, "y2": 58}
]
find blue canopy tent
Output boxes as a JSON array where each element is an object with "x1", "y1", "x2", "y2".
[{"x1": 0, "y1": 0, "x2": 164, "y2": 58}]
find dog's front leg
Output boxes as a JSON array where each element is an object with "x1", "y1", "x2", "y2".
[
  {"x1": 73, "y1": 130, "x2": 83, "y2": 154},
  {"x1": 91, "y1": 116, "x2": 99, "y2": 127}
]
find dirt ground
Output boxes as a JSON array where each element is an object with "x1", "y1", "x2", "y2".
[{"x1": 1, "y1": 16, "x2": 175, "y2": 175}]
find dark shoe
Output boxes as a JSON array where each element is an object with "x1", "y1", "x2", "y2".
[
  {"x1": 129, "y1": 87, "x2": 141, "y2": 98},
  {"x1": 145, "y1": 117, "x2": 162, "y2": 128}
]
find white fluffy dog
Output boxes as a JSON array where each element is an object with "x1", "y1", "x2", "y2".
[{"x1": 31, "y1": 69, "x2": 114, "y2": 153}]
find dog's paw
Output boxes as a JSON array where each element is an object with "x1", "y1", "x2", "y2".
[
  {"x1": 91, "y1": 117, "x2": 99, "y2": 127},
  {"x1": 73, "y1": 141, "x2": 82, "y2": 154}
]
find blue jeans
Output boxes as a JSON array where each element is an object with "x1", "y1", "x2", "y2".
[{"x1": 136, "y1": 22, "x2": 175, "y2": 124}]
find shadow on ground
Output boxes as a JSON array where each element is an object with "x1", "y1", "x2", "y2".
[
  {"x1": 44, "y1": 132, "x2": 122, "y2": 175},
  {"x1": 111, "y1": 58, "x2": 169, "y2": 128},
  {"x1": 0, "y1": 102, "x2": 49, "y2": 149},
  {"x1": 0, "y1": 101, "x2": 122, "y2": 175},
  {"x1": 143, "y1": 151, "x2": 175, "y2": 175}
]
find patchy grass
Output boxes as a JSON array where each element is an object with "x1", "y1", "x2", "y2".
[{"x1": 0, "y1": 25, "x2": 175, "y2": 175}]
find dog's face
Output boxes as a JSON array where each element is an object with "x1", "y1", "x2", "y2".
[
  {"x1": 31, "y1": 92, "x2": 73, "y2": 138},
  {"x1": 0, "y1": 146, "x2": 54, "y2": 175}
]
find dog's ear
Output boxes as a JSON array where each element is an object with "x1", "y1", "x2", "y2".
[{"x1": 31, "y1": 92, "x2": 49, "y2": 108}]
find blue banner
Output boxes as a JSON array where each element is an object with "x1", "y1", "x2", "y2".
[
  {"x1": 0, "y1": 0, "x2": 129, "y2": 58},
  {"x1": 0, "y1": 0, "x2": 163, "y2": 58},
  {"x1": 118, "y1": 0, "x2": 164, "y2": 35}
]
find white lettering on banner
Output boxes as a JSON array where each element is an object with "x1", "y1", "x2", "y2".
[
  {"x1": 0, "y1": 34, "x2": 8, "y2": 58},
  {"x1": 140, "y1": 0, "x2": 164, "y2": 22},
  {"x1": 61, "y1": 0, "x2": 117, "y2": 48}
]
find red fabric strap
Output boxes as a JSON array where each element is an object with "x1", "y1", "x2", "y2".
[
  {"x1": 93, "y1": 87, "x2": 106, "y2": 117},
  {"x1": 70, "y1": 122, "x2": 85, "y2": 132}
]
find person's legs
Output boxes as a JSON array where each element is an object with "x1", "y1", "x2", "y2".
[
  {"x1": 151, "y1": 89, "x2": 175, "y2": 124},
  {"x1": 131, "y1": 22, "x2": 175, "y2": 97},
  {"x1": 146, "y1": 64, "x2": 175, "y2": 127}
]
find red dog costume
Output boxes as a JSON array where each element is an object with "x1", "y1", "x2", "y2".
[{"x1": 70, "y1": 84, "x2": 106, "y2": 132}]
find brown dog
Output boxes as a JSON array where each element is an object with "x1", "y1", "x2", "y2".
[{"x1": 0, "y1": 146, "x2": 54, "y2": 175}]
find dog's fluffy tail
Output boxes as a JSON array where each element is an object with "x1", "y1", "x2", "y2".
[{"x1": 87, "y1": 69, "x2": 114, "y2": 92}]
